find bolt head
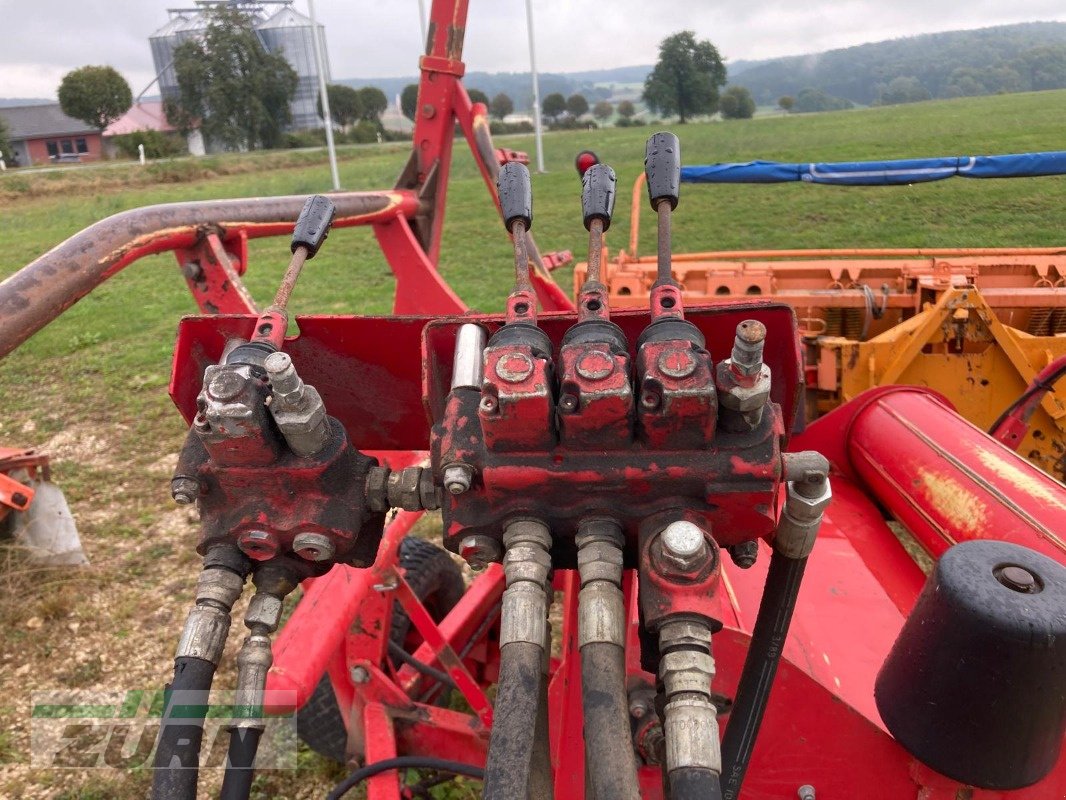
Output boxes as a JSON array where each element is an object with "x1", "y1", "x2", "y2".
[
  {"x1": 292, "y1": 532, "x2": 336, "y2": 562},
  {"x1": 656, "y1": 520, "x2": 710, "y2": 576},
  {"x1": 495, "y1": 352, "x2": 535, "y2": 383},
  {"x1": 657, "y1": 347, "x2": 697, "y2": 379},
  {"x1": 728, "y1": 540, "x2": 759, "y2": 569},
  {"x1": 238, "y1": 530, "x2": 279, "y2": 561},
  {"x1": 171, "y1": 477, "x2": 200, "y2": 505},
  {"x1": 559, "y1": 393, "x2": 578, "y2": 413},
  {"x1": 264, "y1": 351, "x2": 292, "y2": 374},
  {"x1": 460, "y1": 535, "x2": 501, "y2": 569},
  {"x1": 575, "y1": 350, "x2": 614, "y2": 381},
  {"x1": 350, "y1": 666, "x2": 370, "y2": 684},
  {"x1": 208, "y1": 370, "x2": 246, "y2": 402}
]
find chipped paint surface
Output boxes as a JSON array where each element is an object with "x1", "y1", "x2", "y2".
[
  {"x1": 974, "y1": 447, "x2": 1066, "y2": 512},
  {"x1": 915, "y1": 466, "x2": 987, "y2": 537}
]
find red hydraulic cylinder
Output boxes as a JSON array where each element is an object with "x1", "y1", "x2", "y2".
[{"x1": 845, "y1": 388, "x2": 1066, "y2": 564}]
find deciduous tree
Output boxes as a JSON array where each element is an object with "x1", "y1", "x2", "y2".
[
  {"x1": 58, "y1": 65, "x2": 132, "y2": 130},
  {"x1": 642, "y1": 31, "x2": 726, "y2": 123},
  {"x1": 401, "y1": 83, "x2": 419, "y2": 121},
  {"x1": 777, "y1": 95, "x2": 794, "y2": 112},
  {"x1": 719, "y1": 86, "x2": 756, "y2": 119},
  {"x1": 616, "y1": 99, "x2": 636, "y2": 119},
  {"x1": 169, "y1": 6, "x2": 296, "y2": 149},
  {"x1": 566, "y1": 93, "x2": 589, "y2": 118},
  {"x1": 542, "y1": 92, "x2": 567, "y2": 122},
  {"x1": 467, "y1": 88, "x2": 490, "y2": 106},
  {"x1": 318, "y1": 84, "x2": 361, "y2": 128},
  {"x1": 592, "y1": 100, "x2": 613, "y2": 122},
  {"x1": 356, "y1": 87, "x2": 388, "y2": 121},
  {"x1": 489, "y1": 92, "x2": 514, "y2": 120}
]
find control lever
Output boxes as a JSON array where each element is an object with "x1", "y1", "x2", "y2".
[
  {"x1": 644, "y1": 133, "x2": 685, "y2": 319},
  {"x1": 251, "y1": 194, "x2": 337, "y2": 349},
  {"x1": 577, "y1": 163, "x2": 617, "y2": 322},
  {"x1": 497, "y1": 162, "x2": 538, "y2": 325}
]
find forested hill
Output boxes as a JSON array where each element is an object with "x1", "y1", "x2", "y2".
[{"x1": 733, "y1": 21, "x2": 1066, "y2": 105}]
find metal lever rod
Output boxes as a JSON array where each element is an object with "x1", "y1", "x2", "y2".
[
  {"x1": 497, "y1": 162, "x2": 538, "y2": 324},
  {"x1": 644, "y1": 132, "x2": 681, "y2": 288},
  {"x1": 251, "y1": 195, "x2": 337, "y2": 349},
  {"x1": 580, "y1": 163, "x2": 617, "y2": 303}
]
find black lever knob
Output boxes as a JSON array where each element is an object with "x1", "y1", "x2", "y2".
[
  {"x1": 581, "y1": 163, "x2": 617, "y2": 231},
  {"x1": 498, "y1": 161, "x2": 533, "y2": 231},
  {"x1": 291, "y1": 194, "x2": 337, "y2": 258},
  {"x1": 644, "y1": 132, "x2": 681, "y2": 211}
]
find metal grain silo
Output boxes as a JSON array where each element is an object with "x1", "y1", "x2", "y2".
[{"x1": 256, "y1": 5, "x2": 330, "y2": 130}]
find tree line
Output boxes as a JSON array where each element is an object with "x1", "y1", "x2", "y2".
[{"x1": 734, "y1": 21, "x2": 1066, "y2": 106}]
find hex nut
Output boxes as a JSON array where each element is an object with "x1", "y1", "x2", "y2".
[
  {"x1": 171, "y1": 476, "x2": 200, "y2": 505},
  {"x1": 387, "y1": 467, "x2": 424, "y2": 511},
  {"x1": 716, "y1": 362, "x2": 772, "y2": 412},
  {"x1": 659, "y1": 620, "x2": 712, "y2": 651},
  {"x1": 292, "y1": 532, "x2": 336, "y2": 562},
  {"x1": 444, "y1": 464, "x2": 473, "y2": 495},
  {"x1": 418, "y1": 468, "x2": 441, "y2": 511},
  {"x1": 245, "y1": 593, "x2": 284, "y2": 632},
  {"x1": 365, "y1": 466, "x2": 390, "y2": 512},
  {"x1": 659, "y1": 648, "x2": 716, "y2": 698},
  {"x1": 460, "y1": 535, "x2": 502, "y2": 569},
  {"x1": 195, "y1": 568, "x2": 245, "y2": 607}
]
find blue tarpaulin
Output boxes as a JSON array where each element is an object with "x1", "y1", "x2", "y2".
[{"x1": 679, "y1": 151, "x2": 1066, "y2": 186}]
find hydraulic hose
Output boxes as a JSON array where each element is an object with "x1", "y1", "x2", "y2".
[
  {"x1": 218, "y1": 728, "x2": 261, "y2": 800},
  {"x1": 483, "y1": 519, "x2": 553, "y2": 800},
  {"x1": 483, "y1": 641, "x2": 545, "y2": 798},
  {"x1": 576, "y1": 519, "x2": 641, "y2": 800},
  {"x1": 671, "y1": 766, "x2": 725, "y2": 800},
  {"x1": 581, "y1": 643, "x2": 642, "y2": 800},
  {"x1": 151, "y1": 657, "x2": 219, "y2": 800},
  {"x1": 719, "y1": 550, "x2": 808, "y2": 799},
  {"x1": 152, "y1": 553, "x2": 247, "y2": 800},
  {"x1": 720, "y1": 452, "x2": 830, "y2": 800}
]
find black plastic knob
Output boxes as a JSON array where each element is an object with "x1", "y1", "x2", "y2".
[
  {"x1": 291, "y1": 195, "x2": 337, "y2": 258},
  {"x1": 498, "y1": 161, "x2": 533, "y2": 231},
  {"x1": 644, "y1": 132, "x2": 680, "y2": 211},
  {"x1": 581, "y1": 163, "x2": 617, "y2": 231}
]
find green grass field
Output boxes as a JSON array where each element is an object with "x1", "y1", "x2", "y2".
[{"x1": 2, "y1": 88, "x2": 1066, "y2": 798}]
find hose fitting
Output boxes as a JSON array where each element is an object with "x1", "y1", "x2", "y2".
[{"x1": 659, "y1": 620, "x2": 721, "y2": 778}]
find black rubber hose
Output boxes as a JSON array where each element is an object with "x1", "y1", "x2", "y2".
[
  {"x1": 720, "y1": 550, "x2": 808, "y2": 800},
  {"x1": 218, "y1": 727, "x2": 262, "y2": 800},
  {"x1": 151, "y1": 656, "x2": 217, "y2": 800},
  {"x1": 327, "y1": 755, "x2": 485, "y2": 800},
  {"x1": 670, "y1": 766, "x2": 725, "y2": 800},
  {"x1": 388, "y1": 639, "x2": 457, "y2": 690},
  {"x1": 482, "y1": 641, "x2": 544, "y2": 800},
  {"x1": 582, "y1": 643, "x2": 642, "y2": 800}
]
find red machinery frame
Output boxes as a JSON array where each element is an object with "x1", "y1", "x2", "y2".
[{"x1": 2, "y1": 2, "x2": 1065, "y2": 799}]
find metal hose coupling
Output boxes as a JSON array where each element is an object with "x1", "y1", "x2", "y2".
[
  {"x1": 659, "y1": 620, "x2": 721, "y2": 778},
  {"x1": 776, "y1": 452, "x2": 832, "y2": 559},
  {"x1": 232, "y1": 567, "x2": 297, "y2": 731},
  {"x1": 499, "y1": 519, "x2": 552, "y2": 648},
  {"x1": 576, "y1": 518, "x2": 625, "y2": 648},
  {"x1": 175, "y1": 565, "x2": 246, "y2": 665}
]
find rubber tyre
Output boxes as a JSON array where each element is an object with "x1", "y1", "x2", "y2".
[{"x1": 296, "y1": 537, "x2": 466, "y2": 764}]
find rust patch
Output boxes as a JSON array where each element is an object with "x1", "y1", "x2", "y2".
[{"x1": 915, "y1": 466, "x2": 987, "y2": 537}]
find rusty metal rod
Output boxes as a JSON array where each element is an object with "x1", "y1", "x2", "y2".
[
  {"x1": 0, "y1": 191, "x2": 421, "y2": 360},
  {"x1": 655, "y1": 198, "x2": 674, "y2": 287},
  {"x1": 273, "y1": 247, "x2": 309, "y2": 310},
  {"x1": 585, "y1": 218, "x2": 605, "y2": 287},
  {"x1": 511, "y1": 220, "x2": 533, "y2": 294}
]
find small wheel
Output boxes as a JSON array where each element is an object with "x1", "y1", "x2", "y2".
[{"x1": 296, "y1": 536, "x2": 465, "y2": 763}]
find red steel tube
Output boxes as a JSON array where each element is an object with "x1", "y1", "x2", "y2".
[
  {"x1": 0, "y1": 190, "x2": 422, "y2": 360},
  {"x1": 846, "y1": 389, "x2": 1066, "y2": 564}
]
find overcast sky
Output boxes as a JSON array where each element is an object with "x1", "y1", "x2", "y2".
[{"x1": 2, "y1": 0, "x2": 1066, "y2": 99}]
